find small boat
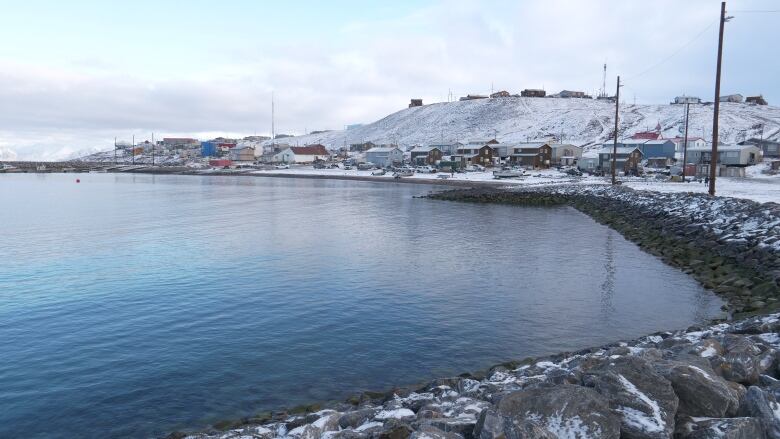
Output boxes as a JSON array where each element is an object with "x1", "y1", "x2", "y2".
[
  {"x1": 393, "y1": 169, "x2": 414, "y2": 178},
  {"x1": 493, "y1": 169, "x2": 524, "y2": 179}
]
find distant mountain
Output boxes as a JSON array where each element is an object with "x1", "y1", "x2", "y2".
[
  {"x1": 262, "y1": 97, "x2": 780, "y2": 151},
  {"x1": 0, "y1": 147, "x2": 18, "y2": 161}
]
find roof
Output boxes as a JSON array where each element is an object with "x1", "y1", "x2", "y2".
[
  {"x1": 642, "y1": 140, "x2": 674, "y2": 145},
  {"x1": 511, "y1": 153, "x2": 541, "y2": 157},
  {"x1": 630, "y1": 132, "x2": 662, "y2": 140},
  {"x1": 511, "y1": 142, "x2": 548, "y2": 149},
  {"x1": 366, "y1": 147, "x2": 401, "y2": 153},
  {"x1": 411, "y1": 146, "x2": 440, "y2": 153},
  {"x1": 288, "y1": 145, "x2": 329, "y2": 156},
  {"x1": 597, "y1": 147, "x2": 643, "y2": 155},
  {"x1": 688, "y1": 144, "x2": 759, "y2": 152}
]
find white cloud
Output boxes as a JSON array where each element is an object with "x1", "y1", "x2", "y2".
[{"x1": 0, "y1": 0, "x2": 777, "y2": 160}]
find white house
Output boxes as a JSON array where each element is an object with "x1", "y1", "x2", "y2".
[
  {"x1": 365, "y1": 147, "x2": 404, "y2": 167},
  {"x1": 577, "y1": 153, "x2": 599, "y2": 172},
  {"x1": 550, "y1": 143, "x2": 583, "y2": 166},
  {"x1": 273, "y1": 145, "x2": 330, "y2": 164}
]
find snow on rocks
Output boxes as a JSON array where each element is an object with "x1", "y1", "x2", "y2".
[{"x1": 173, "y1": 313, "x2": 780, "y2": 439}]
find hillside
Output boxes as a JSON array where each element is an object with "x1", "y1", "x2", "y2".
[{"x1": 266, "y1": 97, "x2": 780, "y2": 151}]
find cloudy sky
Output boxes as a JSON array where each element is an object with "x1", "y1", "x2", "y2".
[{"x1": 0, "y1": 0, "x2": 777, "y2": 160}]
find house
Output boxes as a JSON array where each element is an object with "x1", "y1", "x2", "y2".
[
  {"x1": 630, "y1": 123, "x2": 663, "y2": 140},
  {"x1": 163, "y1": 138, "x2": 200, "y2": 148},
  {"x1": 739, "y1": 138, "x2": 780, "y2": 158},
  {"x1": 670, "y1": 137, "x2": 707, "y2": 154},
  {"x1": 720, "y1": 94, "x2": 743, "y2": 103},
  {"x1": 459, "y1": 94, "x2": 488, "y2": 101},
  {"x1": 409, "y1": 99, "x2": 423, "y2": 108},
  {"x1": 180, "y1": 148, "x2": 201, "y2": 159},
  {"x1": 577, "y1": 153, "x2": 599, "y2": 172},
  {"x1": 273, "y1": 145, "x2": 330, "y2": 164},
  {"x1": 612, "y1": 139, "x2": 675, "y2": 160},
  {"x1": 428, "y1": 142, "x2": 463, "y2": 155},
  {"x1": 597, "y1": 147, "x2": 644, "y2": 175},
  {"x1": 365, "y1": 147, "x2": 404, "y2": 167},
  {"x1": 349, "y1": 141, "x2": 376, "y2": 152},
  {"x1": 686, "y1": 144, "x2": 762, "y2": 167},
  {"x1": 646, "y1": 157, "x2": 672, "y2": 169},
  {"x1": 521, "y1": 89, "x2": 546, "y2": 97},
  {"x1": 550, "y1": 143, "x2": 583, "y2": 166},
  {"x1": 229, "y1": 145, "x2": 256, "y2": 162},
  {"x1": 636, "y1": 140, "x2": 676, "y2": 159},
  {"x1": 558, "y1": 90, "x2": 586, "y2": 98},
  {"x1": 455, "y1": 144, "x2": 494, "y2": 167},
  {"x1": 490, "y1": 90, "x2": 511, "y2": 98},
  {"x1": 410, "y1": 146, "x2": 443, "y2": 165},
  {"x1": 746, "y1": 95, "x2": 768, "y2": 105},
  {"x1": 209, "y1": 159, "x2": 232, "y2": 168},
  {"x1": 201, "y1": 141, "x2": 218, "y2": 157},
  {"x1": 673, "y1": 95, "x2": 701, "y2": 104},
  {"x1": 509, "y1": 143, "x2": 552, "y2": 168}
]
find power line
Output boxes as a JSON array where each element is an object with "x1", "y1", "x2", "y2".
[{"x1": 625, "y1": 19, "x2": 718, "y2": 81}]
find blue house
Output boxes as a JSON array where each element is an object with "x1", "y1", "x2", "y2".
[
  {"x1": 201, "y1": 141, "x2": 217, "y2": 157},
  {"x1": 605, "y1": 139, "x2": 676, "y2": 160}
]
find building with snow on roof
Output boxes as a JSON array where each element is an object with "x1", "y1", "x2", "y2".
[
  {"x1": 273, "y1": 145, "x2": 330, "y2": 164},
  {"x1": 365, "y1": 146, "x2": 404, "y2": 167}
]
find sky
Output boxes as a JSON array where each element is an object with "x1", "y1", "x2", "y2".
[{"x1": 0, "y1": 0, "x2": 778, "y2": 160}]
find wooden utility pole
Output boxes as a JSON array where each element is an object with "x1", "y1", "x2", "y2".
[
  {"x1": 151, "y1": 132, "x2": 155, "y2": 166},
  {"x1": 709, "y1": 1, "x2": 728, "y2": 196},
  {"x1": 132, "y1": 134, "x2": 135, "y2": 165},
  {"x1": 682, "y1": 102, "x2": 690, "y2": 181},
  {"x1": 611, "y1": 75, "x2": 620, "y2": 185}
]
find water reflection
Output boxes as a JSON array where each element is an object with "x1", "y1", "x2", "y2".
[{"x1": 600, "y1": 231, "x2": 616, "y2": 318}]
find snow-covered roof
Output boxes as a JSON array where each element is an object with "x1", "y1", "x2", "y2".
[
  {"x1": 366, "y1": 147, "x2": 401, "y2": 153},
  {"x1": 411, "y1": 146, "x2": 440, "y2": 153},
  {"x1": 688, "y1": 144, "x2": 759, "y2": 152},
  {"x1": 597, "y1": 146, "x2": 642, "y2": 155}
]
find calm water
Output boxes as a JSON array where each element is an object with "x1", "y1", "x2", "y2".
[{"x1": 0, "y1": 173, "x2": 722, "y2": 438}]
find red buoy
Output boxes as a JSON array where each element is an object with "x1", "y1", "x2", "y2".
[{"x1": 76, "y1": 179, "x2": 80, "y2": 183}]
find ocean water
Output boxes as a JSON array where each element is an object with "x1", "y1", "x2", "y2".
[{"x1": 0, "y1": 173, "x2": 722, "y2": 438}]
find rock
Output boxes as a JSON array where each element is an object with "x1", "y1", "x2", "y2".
[
  {"x1": 712, "y1": 352, "x2": 761, "y2": 385},
  {"x1": 744, "y1": 386, "x2": 780, "y2": 439},
  {"x1": 377, "y1": 425, "x2": 413, "y2": 439},
  {"x1": 677, "y1": 416, "x2": 765, "y2": 439},
  {"x1": 653, "y1": 360, "x2": 740, "y2": 417},
  {"x1": 375, "y1": 409, "x2": 416, "y2": 422},
  {"x1": 497, "y1": 384, "x2": 620, "y2": 438},
  {"x1": 584, "y1": 357, "x2": 677, "y2": 439},
  {"x1": 340, "y1": 409, "x2": 380, "y2": 429},
  {"x1": 409, "y1": 425, "x2": 463, "y2": 439},
  {"x1": 473, "y1": 408, "x2": 555, "y2": 439}
]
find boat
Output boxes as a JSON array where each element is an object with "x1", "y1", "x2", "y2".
[
  {"x1": 493, "y1": 169, "x2": 525, "y2": 179},
  {"x1": 393, "y1": 169, "x2": 414, "y2": 178}
]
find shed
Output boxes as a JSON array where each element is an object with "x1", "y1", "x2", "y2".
[{"x1": 365, "y1": 147, "x2": 404, "y2": 167}]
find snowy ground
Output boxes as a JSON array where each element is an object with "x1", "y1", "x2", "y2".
[{"x1": 249, "y1": 164, "x2": 780, "y2": 204}]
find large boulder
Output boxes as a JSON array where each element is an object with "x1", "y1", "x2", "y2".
[
  {"x1": 584, "y1": 357, "x2": 677, "y2": 439},
  {"x1": 653, "y1": 360, "x2": 741, "y2": 417},
  {"x1": 497, "y1": 384, "x2": 620, "y2": 438},
  {"x1": 677, "y1": 417, "x2": 765, "y2": 439},
  {"x1": 711, "y1": 335, "x2": 763, "y2": 384},
  {"x1": 744, "y1": 386, "x2": 780, "y2": 439},
  {"x1": 473, "y1": 408, "x2": 555, "y2": 439}
]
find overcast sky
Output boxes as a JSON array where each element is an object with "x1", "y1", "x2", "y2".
[{"x1": 0, "y1": 0, "x2": 777, "y2": 160}]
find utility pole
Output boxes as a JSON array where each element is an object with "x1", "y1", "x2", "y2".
[
  {"x1": 611, "y1": 75, "x2": 621, "y2": 185},
  {"x1": 271, "y1": 91, "x2": 275, "y2": 150},
  {"x1": 682, "y1": 103, "x2": 690, "y2": 181},
  {"x1": 151, "y1": 132, "x2": 155, "y2": 166},
  {"x1": 709, "y1": 1, "x2": 730, "y2": 196},
  {"x1": 114, "y1": 137, "x2": 117, "y2": 164},
  {"x1": 132, "y1": 134, "x2": 135, "y2": 165}
]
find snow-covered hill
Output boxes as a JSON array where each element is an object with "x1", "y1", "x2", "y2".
[{"x1": 265, "y1": 97, "x2": 780, "y2": 151}]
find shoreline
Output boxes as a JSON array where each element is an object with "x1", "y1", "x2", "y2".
[{"x1": 172, "y1": 185, "x2": 779, "y2": 439}]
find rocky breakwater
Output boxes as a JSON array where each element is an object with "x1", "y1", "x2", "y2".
[
  {"x1": 426, "y1": 185, "x2": 780, "y2": 316},
  {"x1": 176, "y1": 314, "x2": 780, "y2": 439}
]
